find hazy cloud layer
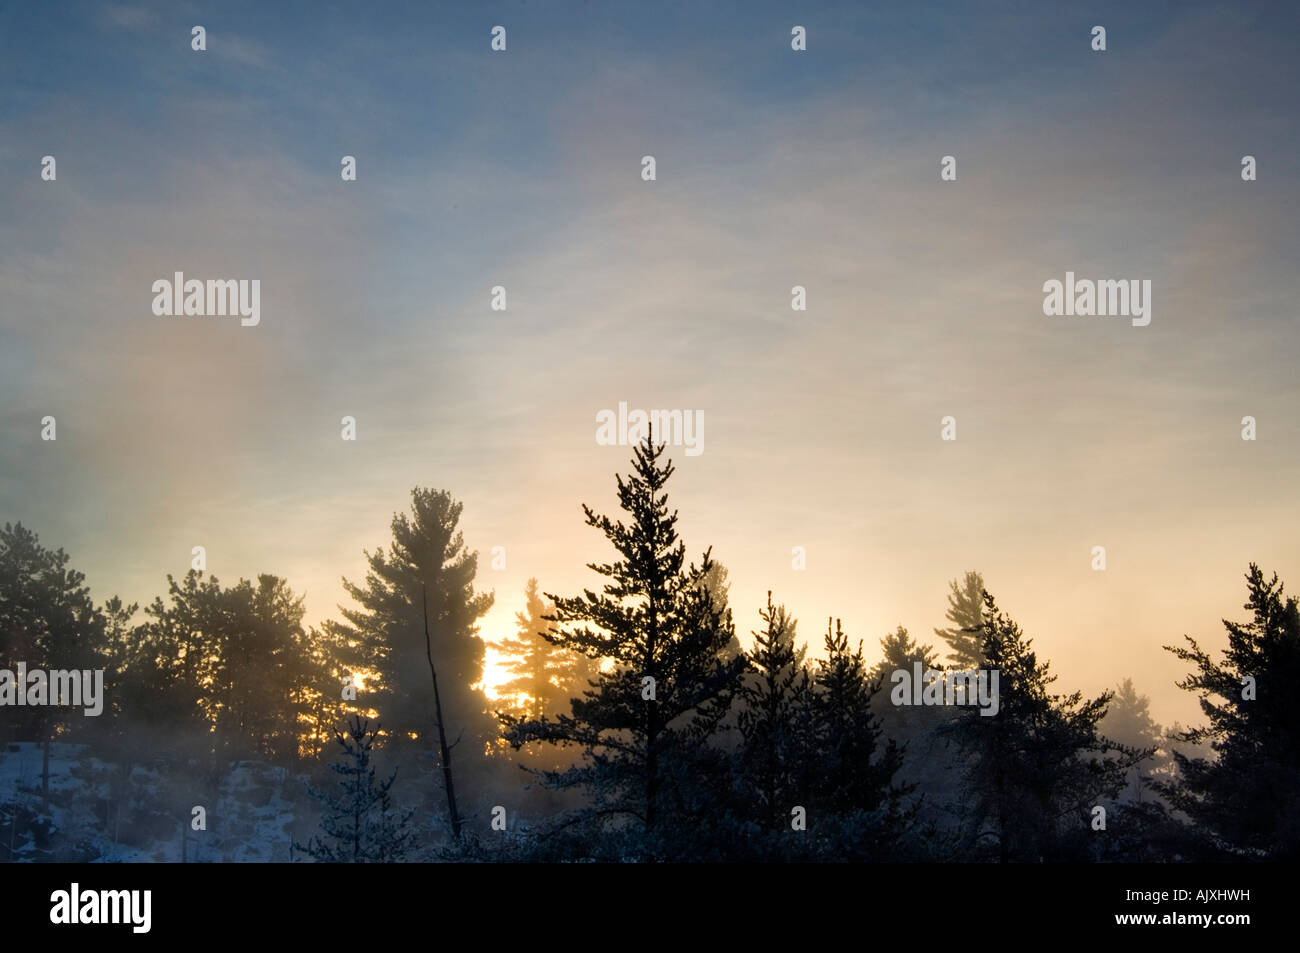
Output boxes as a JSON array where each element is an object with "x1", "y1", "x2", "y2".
[{"x1": 2, "y1": 0, "x2": 1297, "y2": 722}]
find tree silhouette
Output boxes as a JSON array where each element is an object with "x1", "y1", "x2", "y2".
[
  {"x1": 501, "y1": 435, "x2": 745, "y2": 858},
  {"x1": 492, "y1": 578, "x2": 599, "y2": 721},
  {"x1": 296, "y1": 715, "x2": 415, "y2": 862},
  {"x1": 1099, "y1": 678, "x2": 1163, "y2": 803},
  {"x1": 1161, "y1": 564, "x2": 1300, "y2": 859},
  {"x1": 326, "y1": 488, "x2": 494, "y2": 753},
  {"x1": 871, "y1": 625, "x2": 941, "y2": 685},
  {"x1": 810, "y1": 619, "x2": 907, "y2": 830},
  {"x1": 944, "y1": 591, "x2": 1138, "y2": 861},
  {"x1": 735, "y1": 591, "x2": 812, "y2": 833},
  {"x1": 934, "y1": 571, "x2": 986, "y2": 670},
  {"x1": 121, "y1": 570, "x2": 330, "y2": 764},
  {"x1": 0, "y1": 522, "x2": 109, "y2": 747}
]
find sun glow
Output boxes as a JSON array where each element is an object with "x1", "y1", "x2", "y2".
[{"x1": 479, "y1": 643, "x2": 511, "y2": 701}]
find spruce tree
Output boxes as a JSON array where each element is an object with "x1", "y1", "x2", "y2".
[
  {"x1": 1161, "y1": 564, "x2": 1300, "y2": 858},
  {"x1": 501, "y1": 435, "x2": 745, "y2": 858},
  {"x1": 297, "y1": 715, "x2": 415, "y2": 862},
  {"x1": 812, "y1": 618, "x2": 906, "y2": 821},
  {"x1": 735, "y1": 592, "x2": 812, "y2": 832},
  {"x1": 944, "y1": 591, "x2": 1137, "y2": 861}
]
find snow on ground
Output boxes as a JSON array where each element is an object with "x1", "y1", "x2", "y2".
[{"x1": 0, "y1": 742, "x2": 310, "y2": 862}]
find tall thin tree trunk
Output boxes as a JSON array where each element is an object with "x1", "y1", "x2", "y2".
[{"x1": 423, "y1": 584, "x2": 462, "y2": 840}]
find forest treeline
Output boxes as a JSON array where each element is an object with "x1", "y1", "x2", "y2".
[{"x1": 2, "y1": 437, "x2": 1297, "y2": 862}]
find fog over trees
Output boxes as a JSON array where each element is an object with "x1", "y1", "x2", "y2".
[{"x1": 1, "y1": 438, "x2": 1297, "y2": 862}]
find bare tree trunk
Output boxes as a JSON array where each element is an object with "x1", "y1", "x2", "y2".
[{"x1": 423, "y1": 584, "x2": 462, "y2": 840}]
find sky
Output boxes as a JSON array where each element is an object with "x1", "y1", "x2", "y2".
[{"x1": 2, "y1": 0, "x2": 1298, "y2": 725}]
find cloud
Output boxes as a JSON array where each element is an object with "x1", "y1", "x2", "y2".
[
  {"x1": 101, "y1": 5, "x2": 156, "y2": 31},
  {"x1": 211, "y1": 34, "x2": 278, "y2": 71}
]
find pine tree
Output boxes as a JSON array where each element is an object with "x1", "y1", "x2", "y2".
[
  {"x1": 869, "y1": 625, "x2": 949, "y2": 759},
  {"x1": 128, "y1": 571, "x2": 222, "y2": 752},
  {"x1": 870, "y1": 625, "x2": 941, "y2": 685},
  {"x1": 96, "y1": 595, "x2": 141, "y2": 741},
  {"x1": 0, "y1": 523, "x2": 109, "y2": 746},
  {"x1": 501, "y1": 435, "x2": 745, "y2": 857},
  {"x1": 867, "y1": 624, "x2": 963, "y2": 847},
  {"x1": 697, "y1": 562, "x2": 731, "y2": 617},
  {"x1": 492, "y1": 579, "x2": 599, "y2": 721},
  {"x1": 1161, "y1": 564, "x2": 1300, "y2": 859},
  {"x1": 492, "y1": 579, "x2": 554, "y2": 720},
  {"x1": 697, "y1": 562, "x2": 742, "y2": 661},
  {"x1": 1103, "y1": 678, "x2": 1159, "y2": 747},
  {"x1": 325, "y1": 488, "x2": 494, "y2": 752},
  {"x1": 118, "y1": 570, "x2": 332, "y2": 765},
  {"x1": 296, "y1": 715, "x2": 415, "y2": 862},
  {"x1": 0, "y1": 523, "x2": 112, "y2": 822},
  {"x1": 1099, "y1": 678, "x2": 1163, "y2": 803},
  {"x1": 944, "y1": 591, "x2": 1137, "y2": 861},
  {"x1": 934, "y1": 571, "x2": 986, "y2": 670},
  {"x1": 210, "y1": 574, "x2": 323, "y2": 763}
]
